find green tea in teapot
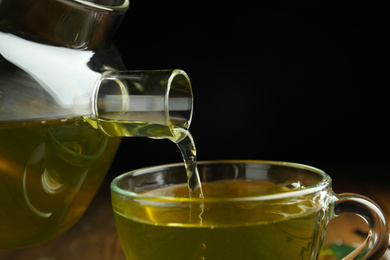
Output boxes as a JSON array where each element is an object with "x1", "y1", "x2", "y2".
[{"x1": 0, "y1": 118, "x2": 121, "y2": 248}]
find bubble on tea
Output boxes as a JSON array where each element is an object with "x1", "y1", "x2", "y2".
[{"x1": 280, "y1": 181, "x2": 304, "y2": 192}]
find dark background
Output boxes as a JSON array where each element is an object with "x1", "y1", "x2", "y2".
[{"x1": 109, "y1": 0, "x2": 389, "y2": 183}]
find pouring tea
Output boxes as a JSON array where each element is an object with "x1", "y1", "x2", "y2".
[{"x1": 0, "y1": 0, "x2": 196, "y2": 248}]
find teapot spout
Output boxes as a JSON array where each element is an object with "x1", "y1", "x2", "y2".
[{"x1": 91, "y1": 69, "x2": 194, "y2": 138}]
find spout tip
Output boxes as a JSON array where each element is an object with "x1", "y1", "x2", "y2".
[{"x1": 167, "y1": 69, "x2": 193, "y2": 129}]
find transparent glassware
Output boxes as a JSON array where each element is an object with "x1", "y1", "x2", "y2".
[
  {"x1": 93, "y1": 70, "x2": 193, "y2": 137},
  {"x1": 0, "y1": 0, "x2": 192, "y2": 248},
  {"x1": 111, "y1": 160, "x2": 389, "y2": 260}
]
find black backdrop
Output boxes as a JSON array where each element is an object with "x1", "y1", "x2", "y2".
[{"x1": 109, "y1": 0, "x2": 389, "y2": 183}]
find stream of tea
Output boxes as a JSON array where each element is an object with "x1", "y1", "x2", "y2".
[
  {"x1": 170, "y1": 127, "x2": 204, "y2": 198},
  {"x1": 93, "y1": 117, "x2": 204, "y2": 198}
]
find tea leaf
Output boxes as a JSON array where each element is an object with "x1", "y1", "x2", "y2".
[{"x1": 328, "y1": 244, "x2": 364, "y2": 260}]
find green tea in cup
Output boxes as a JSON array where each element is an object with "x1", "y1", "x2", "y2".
[{"x1": 111, "y1": 160, "x2": 389, "y2": 260}]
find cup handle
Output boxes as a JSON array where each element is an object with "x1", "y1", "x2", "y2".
[{"x1": 333, "y1": 193, "x2": 389, "y2": 259}]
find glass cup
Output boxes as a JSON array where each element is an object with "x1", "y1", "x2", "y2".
[{"x1": 110, "y1": 160, "x2": 389, "y2": 260}]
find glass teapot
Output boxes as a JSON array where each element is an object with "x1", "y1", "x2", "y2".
[{"x1": 0, "y1": 0, "x2": 193, "y2": 248}]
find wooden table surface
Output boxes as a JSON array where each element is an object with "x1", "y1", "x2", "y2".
[{"x1": 1, "y1": 177, "x2": 389, "y2": 260}]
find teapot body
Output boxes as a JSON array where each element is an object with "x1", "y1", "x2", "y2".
[{"x1": 0, "y1": 0, "x2": 128, "y2": 248}]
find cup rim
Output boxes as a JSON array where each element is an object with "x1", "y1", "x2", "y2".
[{"x1": 110, "y1": 160, "x2": 332, "y2": 202}]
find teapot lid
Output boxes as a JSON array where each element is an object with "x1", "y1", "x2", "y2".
[{"x1": 0, "y1": 0, "x2": 129, "y2": 49}]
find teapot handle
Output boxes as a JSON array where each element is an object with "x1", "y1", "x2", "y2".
[{"x1": 333, "y1": 193, "x2": 389, "y2": 259}]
